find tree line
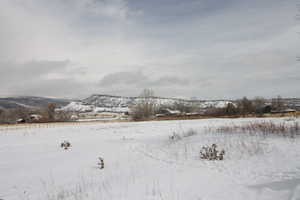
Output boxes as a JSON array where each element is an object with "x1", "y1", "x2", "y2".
[
  {"x1": 0, "y1": 103, "x2": 72, "y2": 124},
  {"x1": 130, "y1": 90, "x2": 288, "y2": 120}
]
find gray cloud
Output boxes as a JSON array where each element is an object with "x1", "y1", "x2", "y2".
[
  {"x1": 0, "y1": 0, "x2": 299, "y2": 99},
  {"x1": 99, "y1": 71, "x2": 189, "y2": 87},
  {"x1": 15, "y1": 78, "x2": 89, "y2": 98},
  {"x1": 0, "y1": 60, "x2": 91, "y2": 98},
  {"x1": 152, "y1": 76, "x2": 189, "y2": 86},
  {"x1": 0, "y1": 60, "x2": 69, "y2": 82},
  {"x1": 99, "y1": 71, "x2": 148, "y2": 87},
  {"x1": 98, "y1": 71, "x2": 190, "y2": 97}
]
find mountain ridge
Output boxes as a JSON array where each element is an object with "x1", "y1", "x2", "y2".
[{"x1": 1, "y1": 94, "x2": 300, "y2": 113}]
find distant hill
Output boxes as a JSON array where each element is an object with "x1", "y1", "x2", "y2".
[
  {"x1": 0, "y1": 96, "x2": 71, "y2": 111},
  {"x1": 1, "y1": 94, "x2": 299, "y2": 113},
  {"x1": 61, "y1": 94, "x2": 234, "y2": 113}
]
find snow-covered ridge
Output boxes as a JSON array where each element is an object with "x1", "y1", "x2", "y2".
[
  {"x1": 62, "y1": 101, "x2": 130, "y2": 113},
  {"x1": 61, "y1": 94, "x2": 234, "y2": 113}
]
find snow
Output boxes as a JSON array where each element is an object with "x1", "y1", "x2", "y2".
[
  {"x1": 1, "y1": 118, "x2": 300, "y2": 200},
  {"x1": 94, "y1": 106, "x2": 129, "y2": 113},
  {"x1": 61, "y1": 101, "x2": 129, "y2": 113},
  {"x1": 61, "y1": 95, "x2": 234, "y2": 113},
  {"x1": 199, "y1": 100, "x2": 234, "y2": 108},
  {"x1": 61, "y1": 102, "x2": 94, "y2": 112}
]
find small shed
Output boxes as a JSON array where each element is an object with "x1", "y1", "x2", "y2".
[{"x1": 29, "y1": 114, "x2": 43, "y2": 122}]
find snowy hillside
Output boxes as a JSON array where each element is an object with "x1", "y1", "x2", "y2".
[
  {"x1": 197, "y1": 100, "x2": 234, "y2": 108},
  {"x1": 3, "y1": 95, "x2": 299, "y2": 114},
  {"x1": 1, "y1": 117, "x2": 300, "y2": 200},
  {"x1": 62, "y1": 102, "x2": 94, "y2": 112},
  {"x1": 61, "y1": 94, "x2": 233, "y2": 113},
  {"x1": 83, "y1": 94, "x2": 134, "y2": 108}
]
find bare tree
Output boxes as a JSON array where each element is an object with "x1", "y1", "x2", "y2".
[
  {"x1": 172, "y1": 101, "x2": 196, "y2": 113},
  {"x1": 46, "y1": 103, "x2": 56, "y2": 121},
  {"x1": 0, "y1": 109, "x2": 6, "y2": 124},
  {"x1": 224, "y1": 102, "x2": 238, "y2": 116},
  {"x1": 15, "y1": 108, "x2": 30, "y2": 121},
  {"x1": 140, "y1": 88, "x2": 155, "y2": 98},
  {"x1": 252, "y1": 97, "x2": 266, "y2": 116},
  {"x1": 130, "y1": 89, "x2": 156, "y2": 120},
  {"x1": 55, "y1": 110, "x2": 72, "y2": 122},
  {"x1": 0, "y1": 109, "x2": 18, "y2": 124},
  {"x1": 237, "y1": 97, "x2": 253, "y2": 116},
  {"x1": 271, "y1": 95, "x2": 284, "y2": 111}
]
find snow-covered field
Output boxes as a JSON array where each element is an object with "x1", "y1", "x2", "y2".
[{"x1": 1, "y1": 118, "x2": 300, "y2": 200}]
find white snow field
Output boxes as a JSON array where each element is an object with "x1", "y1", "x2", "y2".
[{"x1": 1, "y1": 118, "x2": 300, "y2": 200}]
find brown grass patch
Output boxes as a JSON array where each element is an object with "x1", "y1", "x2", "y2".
[{"x1": 212, "y1": 121, "x2": 300, "y2": 137}]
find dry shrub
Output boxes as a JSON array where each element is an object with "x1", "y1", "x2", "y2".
[
  {"x1": 60, "y1": 141, "x2": 71, "y2": 150},
  {"x1": 214, "y1": 121, "x2": 300, "y2": 137},
  {"x1": 97, "y1": 157, "x2": 104, "y2": 169},
  {"x1": 200, "y1": 144, "x2": 225, "y2": 160}
]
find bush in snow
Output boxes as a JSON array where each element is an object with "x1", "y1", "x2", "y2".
[
  {"x1": 200, "y1": 144, "x2": 225, "y2": 160},
  {"x1": 97, "y1": 157, "x2": 104, "y2": 169},
  {"x1": 60, "y1": 141, "x2": 71, "y2": 150}
]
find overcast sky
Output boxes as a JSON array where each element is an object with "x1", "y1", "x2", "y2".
[{"x1": 1, "y1": 0, "x2": 299, "y2": 99}]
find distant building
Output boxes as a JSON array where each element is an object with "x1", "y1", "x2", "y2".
[
  {"x1": 70, "y1": 114, "x2": 79, "y2": 120},
  {"x1": 16, "y1": 118, "x2": 26, "y2": 123},
  {"x1": 29, "y1": 114, "x2": 43, "y2": 122}
]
